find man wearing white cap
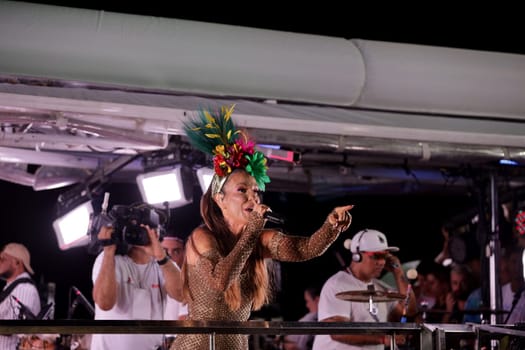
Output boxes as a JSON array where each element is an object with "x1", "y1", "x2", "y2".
[
  {"x1": 0, "y1": 243, "x2": 41, "y2": 349},
  {"x1": 313, "y1": 229, "x2": 416, "y2": 350}
]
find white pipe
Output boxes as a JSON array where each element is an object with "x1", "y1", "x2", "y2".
[{"x1": 1, "y1": 1, "x2": 524, "y2": 120}]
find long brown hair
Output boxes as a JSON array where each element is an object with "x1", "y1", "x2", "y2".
[{"x1": 183, "y1": 171, "x2": 270, "y2": 310}]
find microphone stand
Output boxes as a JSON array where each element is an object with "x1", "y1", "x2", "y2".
[{"x1": 11, "y1": 296, "x2": 36, "y2": 320}]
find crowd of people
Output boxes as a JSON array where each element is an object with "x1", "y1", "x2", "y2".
[{"x1": 1, "y1": 105, "x2": 524, "y2": 350}]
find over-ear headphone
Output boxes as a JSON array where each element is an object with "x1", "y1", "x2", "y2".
[{"x1": 352, "y1": 229, "x2": 368, "y2": 262}]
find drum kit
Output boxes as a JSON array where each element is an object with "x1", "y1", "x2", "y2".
[
  {"x1": 335, "y1": 284, "x2": 509, "y2": 322},
  {"x1": 336, "y1": 284, "x2": 406, "y2": 320}
]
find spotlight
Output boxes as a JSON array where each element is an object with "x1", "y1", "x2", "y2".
[
  {"x1": 196, "y1": 167, "x2": 214, "y2": 194},
  {"x1": 136, "y1": 165, "x2": 193, "y2": 209},
  {"x1": 52, "y1": 201, "x2": 93, "y2": 250}
]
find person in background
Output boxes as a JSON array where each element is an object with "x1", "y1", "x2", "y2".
[
  {"x1": 442, "y1": 264, "x2": 477, "y2": 323},
  {"x1": 91, "y1": 220, "x2": 183, "y2": 350},
  {"x1": 463, "y1": 245, "x2": 522, "y2": 324},
  {"x1": 162, "y1": 233, "x2": 188, "y2": 349},
  {"x1": 0, "y1": 243, "x2": 41, "y2": 350},
  {"x1": 504, "y1": 246, "x2": 525, "y2": 324},
  {"x1": 162, "y1": 233, "x2": 188, "y2": 320},
  {"x1": 171, "y1": 105, "x2": 353, "y2": 350},
  {"x1": 313, "y1": 229, "x2": 416, "y2": 350},
  {"x1": 282, "y1": 285, "x2": 321, "y2": 350},
  {"x1": 414, "y1": 259, "x2": 437, "y2": 310},
  {"x1": 417, "y1": 262, "x2": 450, "y2": 324},
  {"x1": 501, "y1": 246, "x2": 525, "y2": 314}
]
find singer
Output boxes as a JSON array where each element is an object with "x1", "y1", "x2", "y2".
[
  {"x1": 0, "y1": 243, "x2": 41, "y2": 349},
  {"x1": 313, "y1": 229, "x2": 417, "y2": 350},
  {"x1": 171, "y1": 105, "x2": 353, "y2": 350}
]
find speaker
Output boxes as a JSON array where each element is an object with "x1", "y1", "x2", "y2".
[{"x1": 351, "y1": 229, "x2": 367, "y2": 262}]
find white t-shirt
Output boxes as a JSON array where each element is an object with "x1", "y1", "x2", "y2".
[
  {"x1": 313, "y1": 270, "x2": 396, "y2": 350},
  {"x1": 90, "y1": 252, "x2": 166, "y2": 350}
]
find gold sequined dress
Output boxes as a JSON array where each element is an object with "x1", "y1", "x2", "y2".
[{"x1": 171, "y1": 214, "x2": 342, "y2": 350}]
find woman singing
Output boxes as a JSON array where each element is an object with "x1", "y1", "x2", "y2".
[{"x1": 171, "y1": 105, "x2": 353, "y2": 350}]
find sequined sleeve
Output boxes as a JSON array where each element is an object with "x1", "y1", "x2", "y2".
[
  {"x1": 268, "y1": 220, "x2": 340, "y2": 261},
  {"x1": 193, "y1": 214, "x2": 265, "y2": 292}
]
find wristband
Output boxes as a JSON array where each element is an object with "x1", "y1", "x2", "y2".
[
  {"x1": 99, "y1": 238, "x2": 116, "y2": 247},
  {"x1": 156, "y1": 255, "x2": 170, "y2": 266}
]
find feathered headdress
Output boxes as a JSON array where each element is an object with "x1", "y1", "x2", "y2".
[{"x1": 184, "y1": 105, "x2": 270, "y2": 194}]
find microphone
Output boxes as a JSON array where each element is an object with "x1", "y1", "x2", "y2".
[
  {"x1": 69, "y1": 286, "x2": 95, "y2": 318},
  {"x1": 11, "y1": 295, "x2": 36, "y2": 320},
  {"x1": 263, "y1": 211, "x2": 285, "y2": 225}
]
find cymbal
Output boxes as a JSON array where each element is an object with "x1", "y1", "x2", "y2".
[{"x1": 336, "y1": 290, "x2": 406, "y2": 302}]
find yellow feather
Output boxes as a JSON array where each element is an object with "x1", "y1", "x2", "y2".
[
  {"x1": 224, "y1": 104, "x2": 236, "y2": 122},
  {"x1": 203, "y1": 110, "x2": 215, "y2": 124},
  {"x1": 205, "y1": 133, "x2": 221, "y2": 139}
]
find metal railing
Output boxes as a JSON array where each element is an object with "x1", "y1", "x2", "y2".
[{"x1": 0, "y1": 320, "x2": 420, "y2": 349}]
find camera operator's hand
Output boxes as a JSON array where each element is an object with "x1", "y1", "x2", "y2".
[
  {"x1": 141, "y1": 224, "x2": 165, "y2": 261},
  {"x1": 98, "y1": 226, "x2": 116, "y2": 253}
]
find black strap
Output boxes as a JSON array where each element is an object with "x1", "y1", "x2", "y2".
[{"x1": 0, "y1": 277, "x2": 35, "y2": 304}]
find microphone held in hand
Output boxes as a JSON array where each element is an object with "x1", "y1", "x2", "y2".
[{"x1": 263, "y1": 211, "x2": 285, "y2": 225}]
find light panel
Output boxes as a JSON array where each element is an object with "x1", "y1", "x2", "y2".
[
  {"x1": 136, "y1": 166, "x2": 192, "y2": 208},
  {"x1": 52, "y1": 201, "x2": 93, "y2": 250},
  {"x1": 196, "y1": 167, "x2": 214, "y2": 194}
]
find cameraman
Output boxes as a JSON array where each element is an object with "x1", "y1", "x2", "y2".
[{"x1": 90, "y1": 224, "x2": 183, "y2": 350}]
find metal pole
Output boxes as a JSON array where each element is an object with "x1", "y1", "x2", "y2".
[
  {"x1": 209, "y1": 332, "x2": 215, "y2": 350},
  {"x1": 488, "y1": 175, "x2": 501, "y2": 350}
]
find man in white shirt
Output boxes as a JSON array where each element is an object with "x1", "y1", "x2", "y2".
[
  {"x1": 313, "y1": 229, "x2": 416, "y2": 350},
  {"x1": 91, "y1": 223, "x2": 183, "y2": 350}
]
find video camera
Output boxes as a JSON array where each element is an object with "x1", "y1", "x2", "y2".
[{"x1": 88, "y1": 194, "x2": 166, "y2": 254}]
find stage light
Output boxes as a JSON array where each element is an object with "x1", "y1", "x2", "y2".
[
  {"x1": 52, "y1": 201, "x2": 93, "y2": 250},
  {"x1": 196, "y1": 167, "x2": 214, "y2": 193},
  {"x1": 136, "y1": 165, "x2": 193, "y2": 209},
  {"x1": 257, "y1": 144, "x2": 301, "y2": 163},
  {"x1": 499, "y1": 159, "x2": 519, "y2": 166}
]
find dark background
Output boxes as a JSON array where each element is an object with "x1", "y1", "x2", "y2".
[
  {"x1": 2, "y1": 1, "x2": 523, "y2": 321},
  {"x1": 0, "y1": 179, "x2": 475, "y2": 321}
]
